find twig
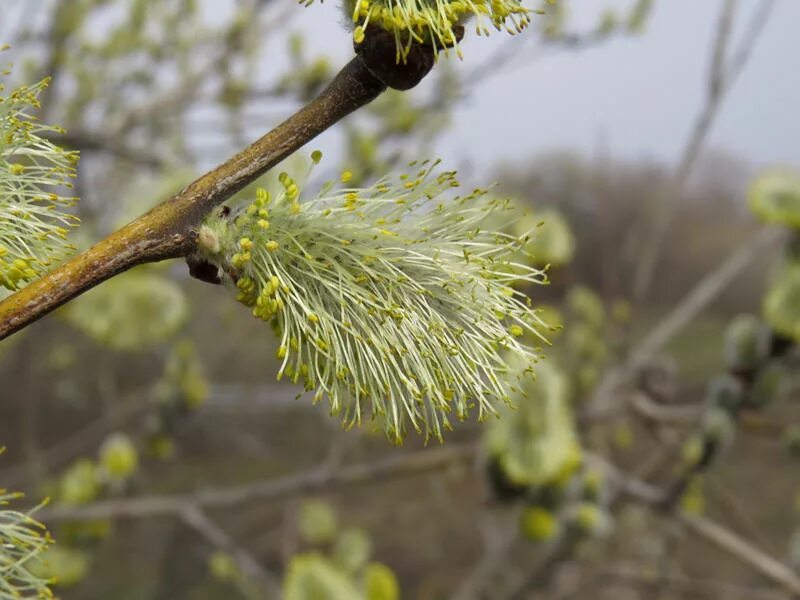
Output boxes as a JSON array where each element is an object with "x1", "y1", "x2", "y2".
[
  {"x1": 109, "y1": 0, "x2": 294, "y2": 134},
  {"x1": 628, "y1": 391, "x2": 703, "y2": 425},
  {"x1": 727, "y1": 0, "x2": 778, "y2": 85},
  {"x1": 0, "y1": 56, "x2": 387, "y2": 339},
  {"x1": 502, "y1": 533, "x2": 581, "y2": 600},
  {"x1": 36, "y1": 444, "x2": 476, "y2": 522},
  {"x1": 632, "y1": 0, "x2": 777, "y2": 302},
  {"x1": 679, "y1": 513, "x2": 800, "y2": 596},
  {"x1": 589, "y1": 226, "x2": 783, "y2": 418},
  {"x1": 598, "y1": 564, "x2": 789, "y2": 600},
  {"x1": 502, "y1": 443, "x2": 800, "y2": 598},
  {"x1": 450, "y1": 512, "x2": 520, "y2": 600},
  {"x1": 180, "y1": 504, "x2": 282, "y2": 597},
  {"x1": 605, "y1": 461, "x2": 800, "y2": 597},
  {"x1": 706, "y1": 477, "x2": 779, "y2": 556},
  {"x1": 0, "y1": 393, "x2": 146, "y2": 489}
]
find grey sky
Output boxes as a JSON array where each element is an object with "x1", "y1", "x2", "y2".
[
  {"x1": 4, "y1": 1, "x2": 797, "y2": 176},
  {"x1": 298, "y1": 0, "x2": 800, "y2": 174}
]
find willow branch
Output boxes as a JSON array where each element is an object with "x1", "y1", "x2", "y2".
[
  {"x1": 0, "y1": 57, "x2": 387, "y2": 340},
  {"x1": 604, "y1": 460, "x2": 800, "y2": 597},
  {"x1": 36, "y1": 444, "x2": 476, "y2": 523},
  {"x1": 679, "y1": 513, "x2": 800, "y2": 596},
  {"x1": 588, "y1": 226, "x2": 783, "y2": 419},
  {"x1": 180, "y1": 504, "x2": 282, "y2": 597}
]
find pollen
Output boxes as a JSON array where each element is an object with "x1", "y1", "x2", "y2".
[{"x1": 197, "y1": 153, "x2": 550, "y2": 443}]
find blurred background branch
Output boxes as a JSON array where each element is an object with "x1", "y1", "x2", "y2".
[{"x1": 2, "y1": 1, "x2": 799, "y2": 598}]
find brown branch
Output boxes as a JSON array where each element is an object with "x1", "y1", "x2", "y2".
[
  {"x1": 680, "y1": 513, "x2": 800, "y2": 596},
  {"x1": 0, "y1": 392, "x2": 147, "y2": 489},
  {"x1": 503, "y1": 453, "x2": 800, "y2": 599},
  {"x1": 35, "y1": 444, "x2": 476, "y2": 522},
  {"x1": 598, "y1": 564, "x2": 790, "y2": 600},
  {"x1": 603, "y1": 460, "x2": 800, "y2": 597},
  {"x1": 588, "y1": 226, "x2": 783, "y2": 419},
  {"x1": 628, "y1": 391, "x2": 703, "y2": 425},
  {"x1": 0, "y1": 56, "x2": 387, "y2": 340},
  {"x1": 180, "y1": 505, "x2": 282, "y2": 597}
]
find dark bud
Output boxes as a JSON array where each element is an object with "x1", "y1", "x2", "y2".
[
  {"x1": 787, "y1": 230, "x2": 800, "y2": 263},
  {"x1": 770, "y1": 331, "x2": 795, "y2": 358},
  {"x1": 527, "y1": 482, "x2": 568, "y2": 511},
  {"x1": 706, "y1": 373, "x2": 745, "y2": 415},
  {"x1": 687, "y1": 438, "x2": 717, "y2": 475},
  {"x1": 186, "y1": 254, "x2": 223, "y2": 285},
  {"x1": 485, "y1": 455, "x2": 528, "y2": 503},
  {"x1": 354, "y1": 25, "x2": 464, "y2": 91}
]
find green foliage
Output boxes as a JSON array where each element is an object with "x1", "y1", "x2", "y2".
[
  {"x1": 58, "y1": 459, "x2": 100, "y2": 506},
  {"x1": 747, "y1": 362, "x2": 784, "y2": 408},
  {"x1": 0, "y1": 74, "x2": 64, "y2": 353},
  {"x1": 568, "y1": 501, "x2": 612, "y2": 537},
  {"x1": 722, "y1": 314, "x2": 771, "y2": 372},
  {"x1": 627, "y1": 0, "x2": 655, "y2": 32},
  {"x1": 748, "y1": 170, "x2": 800, "y2": 229},
  {"x1": 142, "y1": 339, "x2": 210, "y2": 460},
  {"x1": 539, "y1": 0, "x2": 568, "y2": 38},
  {"x1": 299, "y1": 500, "x2": 339, "y2": 546},
  {"x1": 580, "y1": 468, "x2": 604, "y2": 503},
  {"x1": 680, "y1": 477, "x2": 706, "y2": 515},
  {"x1": 333, "y1": 529, "x2": 372, "y2": 574},
  {"x1": 98, "y1": 433, "x2": 139, "y2": 482},
  {"x1": 29, "y1": 546, "x2": 90, "y2": 590},
  {"x1": 153, "y1": 339, "x2": 210, "y2": 410},
  {"x1": 363, "y1": 563, "x2": 399, "y2": 600},
  {"x1": 198, "y1": 158, "x2": 549, "y2": 443},
  {"x1": 486, "y1": 361, "x2": 581, "y2": 488},
  {"x1": 208, "y1": 551, "x2": 238, "y2": 581},
  {"x1": 701, "y1": 407, "x2": 736, "y2": 448},
  {"x1": 681, "y1": 436, "x2": 704, "y2": 467},
  {"x1": 519, "y1": 505, "x2": 560, "y2": 542},
  {"x1": 284, "y1": 553, "x2": 362, "y2": 600},
  {"x1": 512, "y1": 208, "x2": 575, "y2": 268},
  {"x1": 559, "y1": 285, "x2": 615, "y2": 399},
  {"x1": 42, "y1": 0, "x2": 257, "y2": 130},
  {"x1": 0, "y1": 75, "x2": 79, "y2": 290},
  {"x1": 281, "y1": 502, "x2": 401, "y2": 599},
  {"x1": 482, "y1": 199, "x2": 574, "y2": 274},
  {"x1": 64, "y1": 270, "x2": 189, "y2": 350},
  {"x1": 541, "y1": 0, "x2": 653, "y2": 39},
  {"x1": 763, "y1": 266, "x2": 800, "y2": 342},
  {"x1": 567, "y1": 286, "x2": 605, "y2": 330},
  {"x1": 278, "y1": 33, "x2": 333, "y2": 102}
]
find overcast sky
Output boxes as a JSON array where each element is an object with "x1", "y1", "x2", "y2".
[
  {"x1": 4, "y1": 1, "x2": 797, "y2": 177},
  {"x1": 296, "y1": 0, "x2": 799, "y2": 175}
]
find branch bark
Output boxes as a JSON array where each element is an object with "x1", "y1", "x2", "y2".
[{"x1": 0, "y1": 57, "x2": 386, "y2": 340}]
